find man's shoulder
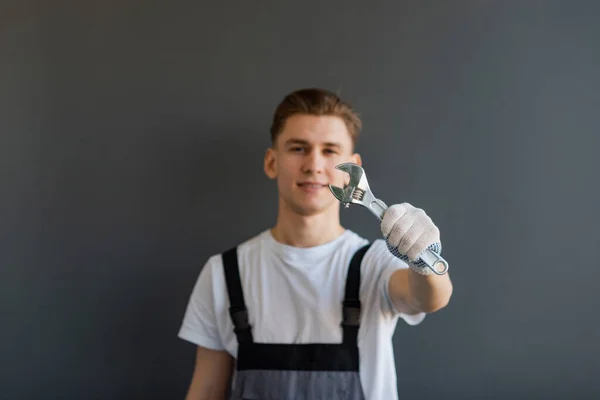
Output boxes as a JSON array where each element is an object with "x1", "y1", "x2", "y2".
[
  {"x1": 195, "y1": 230, "x2": 267, "y2": 280},
  {"x1": 223, "y1": 229, "x2": 269, "y2": 255}
]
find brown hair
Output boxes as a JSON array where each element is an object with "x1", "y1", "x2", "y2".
[{"x1": 269, "y1": 88, "x2": 362, "y2": 149}]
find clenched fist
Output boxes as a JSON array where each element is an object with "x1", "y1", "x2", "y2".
[{"x1": 381, "y1": 203, "x2": 442, "y2": 274}]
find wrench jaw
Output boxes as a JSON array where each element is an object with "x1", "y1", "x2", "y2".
[
  {"x1": 328, "y1": 184, "x2": 360, "y2": 208},
  {"x1": 328, "y1": 184, "x2": 348, "y2": 203},
  {"x1": 334, "y1": 162, "x2": 365, "y2": 184},
  {"x1": 334, "y1": 163, "x2": 373, "y2": 193},
  {"x1": 329, "y1": 162, "x2": 370, "y2": 208},
  {"x1": 332, "y1": 162, "x2": 372, "y2": 207}
]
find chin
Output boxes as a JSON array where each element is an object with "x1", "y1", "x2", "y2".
[
  {"x1": 280, "y1": 191, "x2": 337, "y2": 216},
  {"x1": 290, "y1": 201, "x2": 335, "y2": 217}
]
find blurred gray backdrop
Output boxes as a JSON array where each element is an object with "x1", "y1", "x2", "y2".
[{"x1": 2, "y1": 1, "x2": 599, "y2": 399}]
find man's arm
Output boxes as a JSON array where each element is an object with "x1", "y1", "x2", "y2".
[
  {"x1": 184, "y1": 346, "x2": 233, "y2": 400},
  {"x1": 388, "y1": 268, "x2": 453, "y2": 314}
]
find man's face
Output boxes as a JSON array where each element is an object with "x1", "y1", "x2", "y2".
[{"x1": 264, "y1": 114, "x2": 361, "y2": 217}]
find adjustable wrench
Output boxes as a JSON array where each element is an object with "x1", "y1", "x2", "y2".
[{"x1": 329, "y1": 162, "x2": 449, "y2": 275}]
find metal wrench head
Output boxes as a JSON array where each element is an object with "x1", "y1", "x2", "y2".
[{"x1": 328, "y1": 162, "x2": 371, "y2": 206}]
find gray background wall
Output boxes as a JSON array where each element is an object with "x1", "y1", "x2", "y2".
[{"x1": 2, "y1": 1, "x2": 599, "y2": 399}]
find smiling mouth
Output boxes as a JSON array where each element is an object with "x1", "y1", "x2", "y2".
[{"x1": 298, "y1": 183, "x2": 327, "y2": 189}]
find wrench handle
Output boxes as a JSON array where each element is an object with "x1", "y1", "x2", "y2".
[
  {"x1": 368, "y1": 198, "x2": 388, "y2": 221},
  {"x1": 419, "y1": 249, "x2": 449, "y2": 275}
]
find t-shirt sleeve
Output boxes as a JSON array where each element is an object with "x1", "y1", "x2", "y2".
[
  {"x1": 177, "y1": 256, "x2": 225, "y2": 350},
  {"x1": 366, "y1": 239, "x2": 426, "y2": 326}
]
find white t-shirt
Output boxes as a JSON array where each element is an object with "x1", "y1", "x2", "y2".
[{"x1": 178, "y1": 228, "x2": 425, "y2": 400}]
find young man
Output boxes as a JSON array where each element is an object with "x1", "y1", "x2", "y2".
[{"x1": 178, "y1": 88, "x2": 453, "y2": 400}]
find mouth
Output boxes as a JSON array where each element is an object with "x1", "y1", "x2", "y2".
[{"x1": 297, "y1": 182, "x2": 328, "y2": 189}]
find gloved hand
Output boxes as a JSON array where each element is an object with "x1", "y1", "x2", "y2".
[{"x1": 381, "y1": 203, "x2": 442, "y2": 275}]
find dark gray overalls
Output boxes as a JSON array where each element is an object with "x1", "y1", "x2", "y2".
[{"x1": 221, "y1": 243, "x2": 372, "y2": 400}]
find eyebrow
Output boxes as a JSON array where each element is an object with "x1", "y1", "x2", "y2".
[{"x1": 284, "y1": 138, "x2": 342, "y2": 149}]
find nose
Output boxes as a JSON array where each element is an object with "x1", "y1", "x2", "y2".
[{"x1": 301, "y1": 149, "x2": 325, "y2": 174}]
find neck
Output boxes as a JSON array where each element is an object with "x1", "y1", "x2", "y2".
[{"x1": 270, "y1": 201, "x2": 345, "y2": 248}]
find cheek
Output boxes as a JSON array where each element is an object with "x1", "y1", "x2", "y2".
[{"x1": 277, "y1": 159, "x2": 297, "y2": 184}]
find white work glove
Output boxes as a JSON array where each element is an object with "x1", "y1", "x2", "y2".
[{"x1": 381, "y1": 203, "x2": 442, "y2": 275}]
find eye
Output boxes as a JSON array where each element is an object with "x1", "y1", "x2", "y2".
[
  {"x1": 324, "y1": 149, "x2": 338, "y2": 154},
  {"x1": 290, "y1": 146, "x2": 305, "y2": 153}
]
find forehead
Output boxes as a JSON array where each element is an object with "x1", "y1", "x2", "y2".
[{"x1": 278, "y1": 114, "x2": 353, "y2": 147}]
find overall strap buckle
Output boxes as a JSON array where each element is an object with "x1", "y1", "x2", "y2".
[{"x1": 342, "y1": 300, "x2": 361, "y2": 327}]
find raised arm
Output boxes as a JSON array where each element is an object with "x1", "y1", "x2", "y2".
[{"x1": 388, "y1": 268, "x2": 452, "y2": 313}]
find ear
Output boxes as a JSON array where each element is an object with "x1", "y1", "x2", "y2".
[{"x1": 264, "y1": 147, "x2": 277, "y2": 179}]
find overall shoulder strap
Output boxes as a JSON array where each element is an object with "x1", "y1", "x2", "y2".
[
  {"x1": 342, "y1": 243, "x2": 372, "y2": 345},
  {"x1": 222, "y1": 246, "x2": 253, "y2": 343}
]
